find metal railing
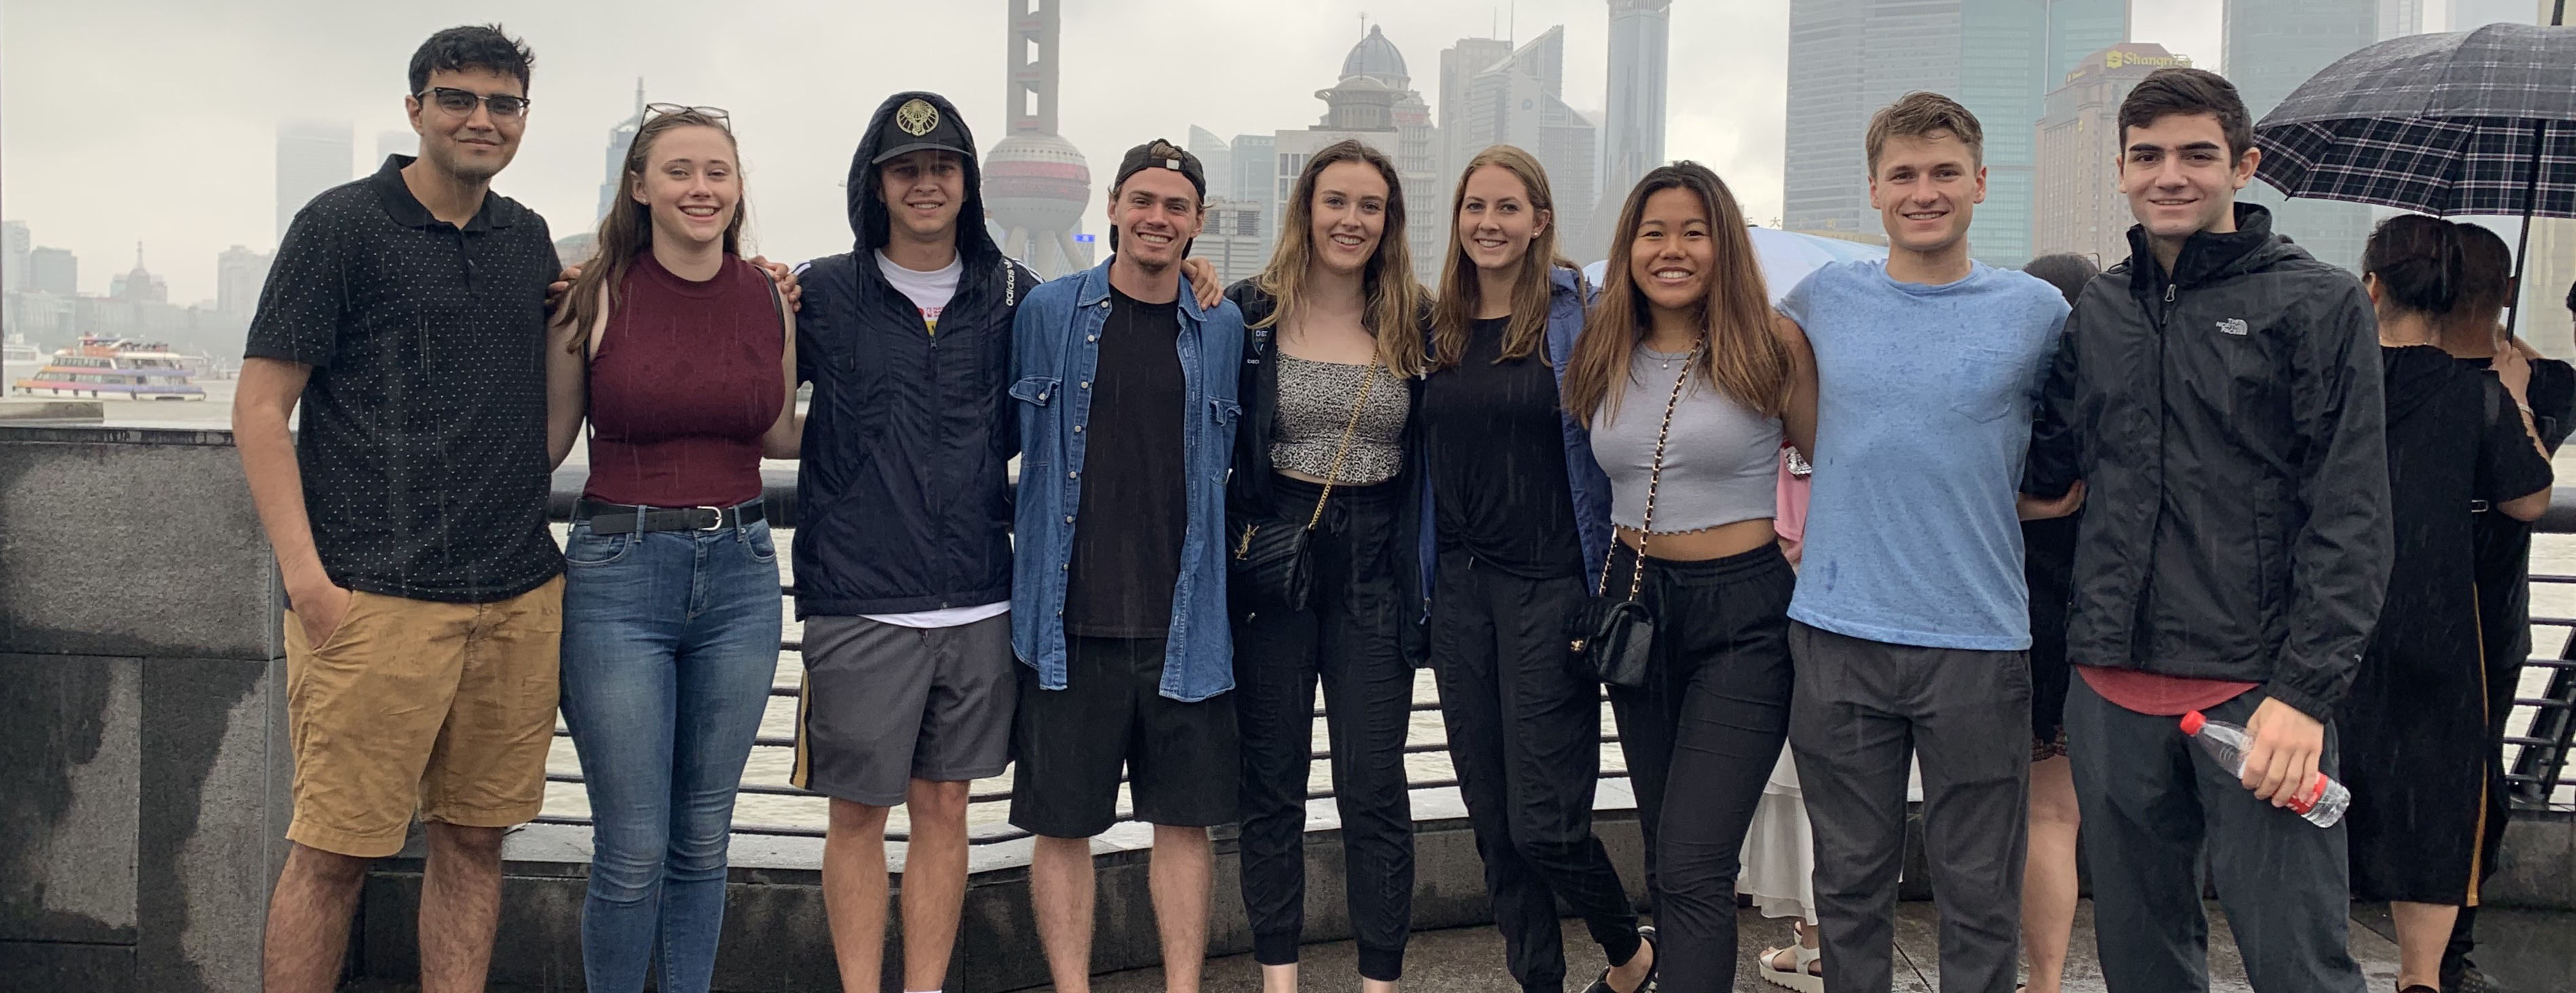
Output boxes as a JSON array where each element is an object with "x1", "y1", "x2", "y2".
[{"x1": 531, "y1": 475, "x2": 2576, "y2": 849}]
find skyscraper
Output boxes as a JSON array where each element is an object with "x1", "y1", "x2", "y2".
[
  {"x1": 216, "y1": 246, "x2": 275, "y2": 319},
  {"x1": 1438, "y1": 37, "x2": 1516, "y2": 182},
  {"x1": 1232, "y1": 133, "x2": 1279, "y2": 219},
  {"x1": 28, "y1": 248, "x2": 77, "y2": 297},
  {"x1": 1579, "y1": 0, "x2": 1674, "y2": 260},
  {"x1": 3, "y1": 222, "x2": 29, "y2": 295},
  {"x1": 598, "y1": 81, "x2": 647, "y2": 223},
  {"x1": 1189, "y1": 128, "x2": 1234, "y2": 199},
  {"x1": 986, "y1": 0, "x2": 1094, "y2": 278},
  {"x1": 2379, "y1": 0, "x2": 2426, "y2": 37},
  {"x1": 1446, "y1": 27, "x2": 1598, "y2": 254},
  {"x1": 1199, "y1": 198, "x2": 1272, "y2": 286},
  {"x1": 275, "y1": 120, "x2": 353, "y2": 246},
  {"x1": 2226, "y1": 0, "x2": 2377, "y2": 271},
  {"x1": 1785, "y1": 0, "x2": 2127, "y2": 264},
  {"x1": 2034, "y1": 43, "x2": 2193, "y2": 265}
]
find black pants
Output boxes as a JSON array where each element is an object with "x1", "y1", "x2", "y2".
[
  {"x1": 2066, "y1": 678, "x2": 2366, "y2": 993},
  {"x1": 1233, "y1": 478, "x2": 1414, "y2": 981},
  {"x1": 1604, "y1": 543, "x2": 1795, "y2": 993},
  {"x1": 1431, "y1": 550, "x2": 1642, "y2": 993}
]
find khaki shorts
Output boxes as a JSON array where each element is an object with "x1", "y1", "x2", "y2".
[{"x1": 283, "y1": 576, "x2": 563, "y2": 857}]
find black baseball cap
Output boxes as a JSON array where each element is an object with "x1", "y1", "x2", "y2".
[
  {"x1": 870, "y1": 94, "x2": 975, "y2": 164},
  {"x1": 1113, "y1": 138, "x2": 1208, "y2": 199}
]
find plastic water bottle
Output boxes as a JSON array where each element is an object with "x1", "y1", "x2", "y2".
[{"x1": 2179, "y1": 710, "x2": 2351, "y2": 828}]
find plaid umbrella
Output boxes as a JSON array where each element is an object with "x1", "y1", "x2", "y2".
[
  {"x1": 2254, "y1": 23, "x2": 2576, "y2": 219},
  {"x1": 2254, "y1": 22, "x2": 2575, "y2": 332}
]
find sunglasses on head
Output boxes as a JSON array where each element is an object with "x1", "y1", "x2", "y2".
[
  {"x1": 645, "y1": 103, "x2": 731, "y2": 128},
  {"x1": 419, "y1": 86, "x2": 528, "y2": 119}
]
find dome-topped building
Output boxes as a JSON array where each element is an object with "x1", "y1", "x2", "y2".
[{"x1": 1341, "y1": 25, "x2": 1410, "y2": 87}]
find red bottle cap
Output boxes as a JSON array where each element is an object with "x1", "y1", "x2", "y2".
[{"x1": 2179, "y1": 711, "x2": 2207, "y2": 735}]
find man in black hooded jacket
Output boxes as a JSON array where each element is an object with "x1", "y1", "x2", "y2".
[
  {"x1": 2024, "y1": 68, "x2": 2388, "y2": 992},
  {"x1": 788, "y1": 92, "x2": 1219, "y2": 993}
]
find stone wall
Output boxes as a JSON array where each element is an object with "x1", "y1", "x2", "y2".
[{"x1": 0, "y1": 424, "x2": 292, "y2": 993}]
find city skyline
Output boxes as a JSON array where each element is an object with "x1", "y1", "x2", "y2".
[{"x1": 31, "y1": 0, "x2": 2563, "y2": 313}]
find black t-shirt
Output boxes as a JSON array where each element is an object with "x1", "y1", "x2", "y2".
[
  {"x1": 243, "y1": 155, "x2": 564, "y2": 603},
  {"x1": 1064, "y1": 288, "x2": 1189, "y2": 637},
  {"x1": 1420, "y1": 315, "x2": 1583, "y2": 579}
]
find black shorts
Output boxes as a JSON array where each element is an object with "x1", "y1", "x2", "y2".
[{"x1": 1008, "y1": 636, "x2": 1241, "y2": 838}]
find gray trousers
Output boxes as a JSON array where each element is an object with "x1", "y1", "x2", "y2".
[
  {"x1": 2064, "y1": 676, "x2": 2368, "y2": 993},
  {"x1": 1788, "y1": 623, "x2": 2030, "y2": 993}
]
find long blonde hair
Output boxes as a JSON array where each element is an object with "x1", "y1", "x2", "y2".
[
  {"x1": 552, "y1": 109, "x2": 745, "y2": 351},
  {"x1": 1250, "y1": 139, "x2": 1425, "y2": 376},
  {"x1": 1562, "y1": 162, "x2": 1791, "y2": 427},
  {"x1": 1432, "y1": 145, "x2": 1575, "y2": 369}
]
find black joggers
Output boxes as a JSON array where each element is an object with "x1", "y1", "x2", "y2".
[
  {"x1": 1605, "y1": 542, "x2": 1797, "y2": 993},
  {"x1": 1431, "y1": 549, "x2": 1643, "y2": 993},
  {"x1": 1233, "y1": 478, "x2": 1415, "y2": 981}
]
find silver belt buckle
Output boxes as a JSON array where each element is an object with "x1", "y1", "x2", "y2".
[{"x1": 696, "y1": 505, "x2": 727, "y2": 531}]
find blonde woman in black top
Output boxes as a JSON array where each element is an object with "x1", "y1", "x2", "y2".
[{"x1": 1223, "y1": 139, "x2": 1427, "y2": 993}]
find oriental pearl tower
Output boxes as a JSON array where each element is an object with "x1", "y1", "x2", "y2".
[{"x1": 985, "y1": 0, "x2": 1092, "y2": 278}]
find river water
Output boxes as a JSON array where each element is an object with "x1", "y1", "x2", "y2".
[{"x1": 69, "y1": 377, "x2": 2576, "y2": 832}]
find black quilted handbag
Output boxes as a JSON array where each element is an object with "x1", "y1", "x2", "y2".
[
  {"x1": 1231, "y1": 365, "x2": 1381, "y2": 615},
  {"x1": 1569, "y1": 336, "x2": 1702, "y2": 689}
]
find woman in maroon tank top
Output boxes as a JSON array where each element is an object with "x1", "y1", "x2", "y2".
[{"x1": 541, "y1": 106, "x2": 797, "y2": 993}]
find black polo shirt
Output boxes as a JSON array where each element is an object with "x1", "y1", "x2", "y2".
[{"x1": 244, "y1": 155, "x2": 563, "y2": 603}]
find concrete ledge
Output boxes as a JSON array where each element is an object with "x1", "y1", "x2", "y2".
[
  {"x1": 357, "y1": 811, "x2": 1647, "y2": 993},
  {"x1": 2484, "y1": 808, "x2": 2575, "y2": 909}
]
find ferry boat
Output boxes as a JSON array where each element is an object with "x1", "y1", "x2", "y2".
[{"x1": 9, "y1": 336, "x2": 208, "y2": 401}]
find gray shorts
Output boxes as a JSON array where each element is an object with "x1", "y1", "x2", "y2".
[{"x1": 791, "y1": 613, "x2": 1018, "y2": 806}]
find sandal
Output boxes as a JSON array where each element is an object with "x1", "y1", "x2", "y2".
[
  {"x1": 1758, "y1": 924, "x2": 1823, "y2": 993},
  {"x1": 1581, "y1": 924, "x2": 1659, "y2": 993}
]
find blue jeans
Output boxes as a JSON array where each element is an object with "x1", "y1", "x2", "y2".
[{"x1": 559, "y1": 515, "x2": 782, "y2": 993}]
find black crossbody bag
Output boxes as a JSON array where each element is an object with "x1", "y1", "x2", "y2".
[
  {"x1": 1231, "y1": 364, "x2": 1383, "y2": 615},
  {"x1": 1569, "y1": 336, "x2": 1702, "y2": 689}
]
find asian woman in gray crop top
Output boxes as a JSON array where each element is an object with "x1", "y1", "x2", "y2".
[
  {"x1": 1218, "y1": 140, "x2": 1431, "y2": 990},
  {"x1": 1555, "y1": 162, "x2": 1818, "y2": 991}
]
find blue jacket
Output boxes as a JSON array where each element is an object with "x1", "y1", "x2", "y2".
[
  {"x1": 1010, "y1": 260, "x2": 1248, "y2": 701},
  {"x1": 1413, "y1": 267, "x2": 1611, "y2": 625}
]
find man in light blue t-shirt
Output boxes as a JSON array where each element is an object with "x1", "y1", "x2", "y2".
[{"x1": 1774, "y1": 92, "x2": 2077, "y2": 993}]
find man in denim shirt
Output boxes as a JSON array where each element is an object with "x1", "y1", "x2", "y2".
[{"x1": 1007, "y1": 139, "x2": 1247, "y2": 993}]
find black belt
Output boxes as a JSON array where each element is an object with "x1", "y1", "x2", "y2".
[{"x1": 575, "y1": 499, "x2": 765, "y2": 534}]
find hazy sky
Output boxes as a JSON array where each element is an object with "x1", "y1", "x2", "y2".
[{"x1": 4, "y1": 0, "x2": 2267, "y2": 304}]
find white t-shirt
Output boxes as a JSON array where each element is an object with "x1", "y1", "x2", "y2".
[
  {"x1": 861, "y1": 250, "x2": 1007, "y2": 629},
  {"x1": 875, "y1": 249, "x2": 963, "y2": 334}
]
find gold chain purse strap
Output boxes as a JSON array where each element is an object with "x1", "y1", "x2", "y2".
[
  {"x1": 1305, "y1": 363, "x2": 1382, "y2": 529},
  {"x1": 1597, "y1": 336, "x2": 1706, "y2": 601}
]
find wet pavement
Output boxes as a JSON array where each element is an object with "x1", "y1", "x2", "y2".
[{"x1": 1054, "y1": 901, "x2": 2410, "y2": 993}]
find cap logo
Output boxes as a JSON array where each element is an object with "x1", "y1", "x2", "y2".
[
  {"x1": 896, "y1": 99, "x2": 940, "y2": 137},
  {"x1": 1164, "y1": 158, "x2": 1182, "y2": 170}
]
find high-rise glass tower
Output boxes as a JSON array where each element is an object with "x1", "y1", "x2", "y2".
[
  {"x1": 2225, "y1": 0, "x2": 2377, "y2": 271},
  {"x1": 275, "y1": 120, "x2": 353, "y2": 246},
  {"x1": 1579, "y1": 0, "x2": 1673, "y2": 261}
]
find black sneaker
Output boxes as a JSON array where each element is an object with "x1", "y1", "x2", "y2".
[{"x1": 2446, "y1": 965, "x2": 2505, "y2": 993}]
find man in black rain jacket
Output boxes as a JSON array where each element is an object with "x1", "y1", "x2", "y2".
[{"x1": 2023, "y1": 68, "x2": 2387, "y2": 993}]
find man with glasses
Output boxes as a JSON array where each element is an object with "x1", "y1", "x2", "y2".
[{"x1": 235, "y1": 25, "x2": 563, "y2": 992}]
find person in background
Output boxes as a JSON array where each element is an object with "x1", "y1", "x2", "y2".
[
  {"x1": 237, "y1": 26, "x2": 563, "y2": 993},
  {"x1": 2434, "y1": 222, "x2": 2575, "y2": 993},
  {"x1": 2023, "y1": 66, "x2": 2388, "y2": 992},
  {"x1": 2342, "y1": 216, "x2": 2554, "y2": 993},
  {"x1": 1560, "y1": 160, "x2": 1814, "y2": 992},
  {"x1": 1419, "y1": 144, "x2": 1656, "y2": 993},
  {"x1": 542, "y1": 103, "x2": 796, "y2": 993},
  {"x1": 1007, "y1": 140, "x2": 1246, "y2": 993},
  {"x1": 1223, "y1": 138, "x2": 1426, "y2": 993},
  {"x1": 2011, "y1": 251, "x2": 2098, "y2": 993}
]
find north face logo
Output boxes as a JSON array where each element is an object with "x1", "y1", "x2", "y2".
[{"x1": 2216, "y1": 318, "x2": 2250, "y2": 336}]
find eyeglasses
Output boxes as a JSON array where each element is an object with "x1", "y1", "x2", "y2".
[
  {"x1": 645, "y1": 103, "x2": 731, "y2": 128},
  {"x1": 419, "y1": 87, "x2": 530, "y2": 119}
]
